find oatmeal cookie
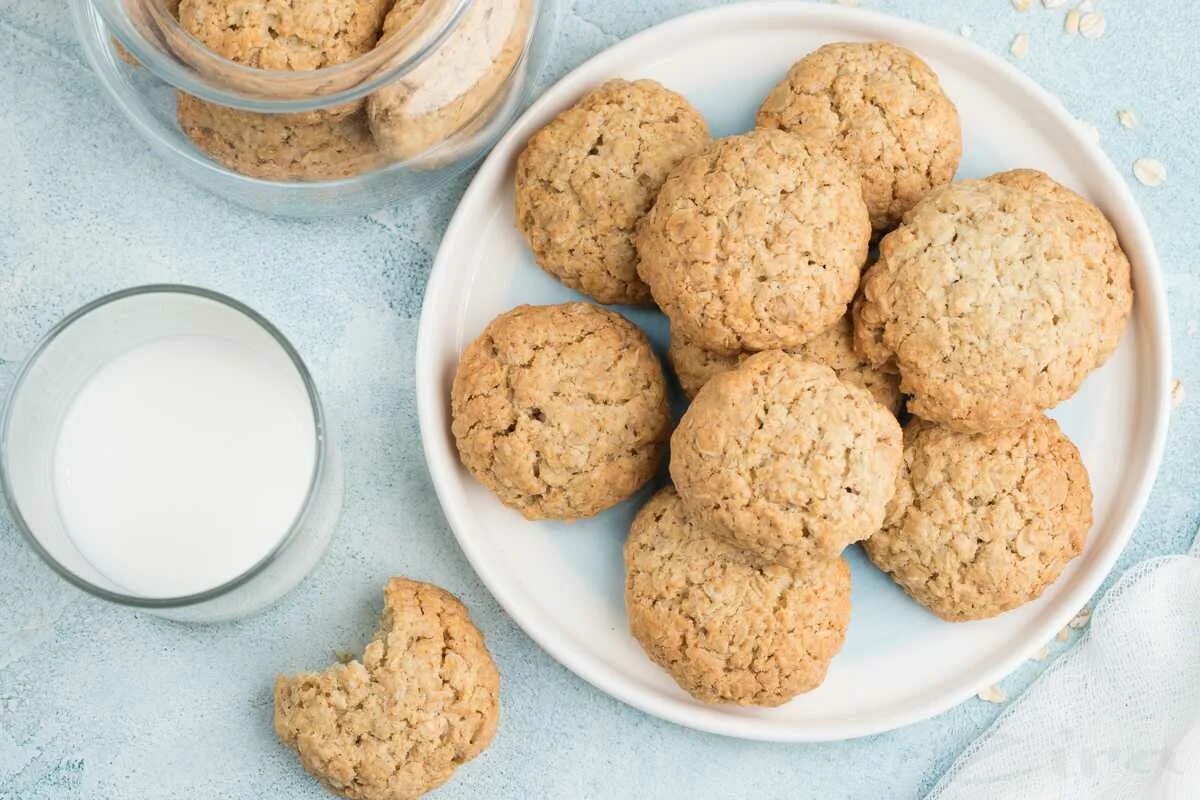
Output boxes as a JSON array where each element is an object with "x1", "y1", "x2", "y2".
[
  {"x1": 451, "y1": 302, "x2": 670, "y2": 520},
  {"x1": 624, "y1": 487, "x2": 852, "y2": 706},
  {"x1": 757, "y1": 42, "x2": 961, "y2": 232},
  {"x1": 853, "y1": 169, "x2": 1133, "y2": 433},
  {"x1": 368, "y1": 0, "x2": 533, "y2": 162},
  {"x1": 274, "y1": 578, "x2": 500, "y2": 800},
  {"x1": 178, "y1": 0, "x2": 389, "y2": 70},
  {"x1": 515, "y1": 79, "x2": 710, "y2": 305},
  {"x1": 670, "y1": 351, "x2": 902, "y2": 567},
  {"x1": 668, "y1": 315, "x2": 903, "y2": 415},
  {"x1": 864, "y1": 416, "x2": 1092, "y2": 621},
  {"x1": 176, "y1": 94, "x2": 381, "y2": 180},
  {"x1": 636, "y1": 128, "x2": 870, "y2": 354}
]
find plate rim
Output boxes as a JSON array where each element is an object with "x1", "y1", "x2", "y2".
[{"x1": 416, "y1": 0, "x2": 1172, "y2": 742}]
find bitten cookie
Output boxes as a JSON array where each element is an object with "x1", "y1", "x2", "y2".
[
  {"x1": 515, "y1": 79, "x2": 710, "y2": 305},
  {"x1": 624, "y1": 487, "x2": 852, "y2": 706},
  {"x1": 368, "y1": 0, "x2": 533, "y2": 161},
  {"x1": 864, "y1": 416, "x2": 1092, "y2": 621},
  {"x1": 668, "y1": 315, "x2": 903, "y2": 415},
  {"x1": 757, "y1": 42, "x2": 962, "y2": 232},
  {"x1": 853, "y1": 169, "x2": 1133, "y2": 433},
  {"x1": 274, "y1": 578, "x2": 500, "y2": 800},
  {"x1": 176, "y1": 0, "x2": 390, "y2": 178},
  {"x1": 670, "y1": 351, "x2": 902, "y2": 567},
  {"x1": 636, "y1": 128, "x2": 870, "y2": 354},
  {"x1": 451, "y1": 303, "x2": 670, "y2": 520}
]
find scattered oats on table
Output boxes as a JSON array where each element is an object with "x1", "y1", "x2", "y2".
[
  {"x1": 978, "y1": 685, "x2": 1008, "y2": 704},
  {"x1": 1134, "y1": 157, "x2": 1167, "y2": 187},
  {"x1": 1172, "y1": 379, "x2": 1186, "y2": 408},
  {"x1": 1069, "y1": 606, "x2": 1092, "y2": 629},
  {"x1": 1011, "y1": 33, "x2": 1031, "y2": 58},
  {"x1": 1057, "y1": 626, "x2": 1072, "y2": 642},
  {"x1": 1043, "y1": 0, "x2": 1066, "y2": 7},
  {"x1": 1065, "y1": 9, "x2": 1082, "y2": 33},
  {"x1": 1012, "y1": 0, "x2": 1031, "y2": 11},
  {"x1": 1032, "y1": 645, "x2": 1050, "y2": 662},
  {"x1": 1118, "y1": 109, "x2": 1139, "y2": 129},
  {"x1": 1080, "y1": 12, "x2": 1106, "y2": 39}
]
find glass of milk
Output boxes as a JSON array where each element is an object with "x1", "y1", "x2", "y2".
[{"x1": 0, "y1": 286, "x2": 343, "y2": 622}]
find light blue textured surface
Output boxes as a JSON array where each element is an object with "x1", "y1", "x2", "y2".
[{"x1": 0, "y1": 1, "x2": 1196, "y2": 798}]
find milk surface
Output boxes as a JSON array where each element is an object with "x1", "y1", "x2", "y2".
[{"x1": 53, "y1": 334, "x2": 317, "y2": 598}]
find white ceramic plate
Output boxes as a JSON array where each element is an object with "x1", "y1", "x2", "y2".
[{"x1": 416, "y1": 2, "x2": 1170, "y2": 741}]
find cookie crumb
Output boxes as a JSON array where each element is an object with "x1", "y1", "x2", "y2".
[
  {"x1": 1011, "y1": 33, "x2": 1031, "y2": 58},
  {"x1": 1069, "y1": 606, "x2": 1092, "y2": 629},
  {"x1": 1057, "y1": 625, "x2": 1071, "y2": 641},
  {"x1": 1012, "y1": 0, "x2": 1031, "y2": 10},
  {"x1": 1118, "y1": 108, "x2": 1139, "y2": 129},
  {"x1": 1079, "y1": 12, "x2": 1106, "y2": 38},
  {"x1": 978, "y1": 685, "x2": 1008, "y2": 703},
  {"x1": 1133, "y1": 157, "x2": 1167, "y2": 187},
  {"x1": 1172, "y1": 379, "x2": 1186, "y2": 408},
  {"x1": 1065, "y1": 9, "x2": 1082, "y2": 33}
]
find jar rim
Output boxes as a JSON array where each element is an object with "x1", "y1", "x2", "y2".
[
  {"x1": 89, "y1": 0, "x2": 478, "y2": 113},
  {"x1": 0, "y1": 285, "x2": 331, "y2": 610}
]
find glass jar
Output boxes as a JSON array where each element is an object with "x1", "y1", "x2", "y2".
[{"x1": 74, "y1": 0, "x2": 559, "y2": 217}]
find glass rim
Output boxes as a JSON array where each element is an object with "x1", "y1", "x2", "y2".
[
  {"x1": 0, "y1": 284, "x2": 329, "y2": 610},
  {"x1": 83, "y1": 0, "x2": 479, "y2": 114}
]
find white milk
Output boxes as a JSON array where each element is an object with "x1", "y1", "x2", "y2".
[{"x1": 52, "y1": 334, "x2": 317, "y2": 599}]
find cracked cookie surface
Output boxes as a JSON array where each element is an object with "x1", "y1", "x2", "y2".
[
  {"x1": 757, "y1": 42, "x2": 961, "y2": 232},
  {"x1": 668, "y1": 315, "x2": 903, "y2": 415},
  {"x1": 624, "y1": 487, "x2": 851, "y2": 706},
  {"x1": 179, "y1": 0, "x2": 390, "y2": 70},
  {"x1": 515, "y1": 79, "x2": 710, "y2": 305},
  {"x1": 450, "y1": 302, "x2": 670, "y2": 520},
  {"x1": 864, "y1": 416, "x2": 1092, "y2": 621},
  {"x1": 853, "y1": 169, "x2": 1133, "y2": 433},
  {"x1": 636, "y1": 128, "x2": 869, "y2": 354},
  {"x1": 274, "y1": 578, "x2": 500, "y2": 800},
  {"x1": 670, "y1": 350, "x2": 902, "y2": 567}
]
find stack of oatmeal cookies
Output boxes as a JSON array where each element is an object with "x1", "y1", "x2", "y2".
[{"x1": 450, "y1": 42, "x2": 1132, "y2": 707}]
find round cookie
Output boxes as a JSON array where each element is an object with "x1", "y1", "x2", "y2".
[
  {"x1": 624, "y1": 487, "x2": 852, "y2": 706},
  {"x1": 515, "y1": 79, "x2": 710, "y2": 305},
  {"x1": 668, "y1": 315, "x2": 904, "y2": 415},
  {"x1": 757, "y1": 42, "x2": 961, "y2": 232},
  {"x1": 178, "y1": 0, "x2": 390, "y2": 70},
  {"x1": 176, "y1": 0, "x2": 390, "y2": 178},
  {"x1": 274, "y1": 578, "x2": 500, "y2": 800},
  {"x1": 670, "y1": 350, "x2": 902, "y2": 567},
  {"x1": 636, "y1": 128, "x2": 870, "y2": 354},
  {"x1": 450, "y1": 302, "x2": 670, "y2": 520},
  {"x1": 853, "y1": 169, "x2": 1133, "y2": 433},
  {"x1": 368, "y1": 0, "x2": 533, "y2": 161},
  {"x1": 864, "y1": 416, "x2": 1092, "y2": 621},
  {"x1": 176, "y1": 95, "x2": 381, "y2": 180}
]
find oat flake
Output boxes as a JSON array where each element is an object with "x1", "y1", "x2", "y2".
[
  {"x1": 1043, "y1": 0, "x2": 1066, "y2": 7},
  {"x1": 1065, "y1": 9, "x2": 1081, "y2": 33},
  {"x1": 1011, "y1": 32, "x2": 1031, "y2": 58},
  {"x1": 1069, "y1": 606, "x2": 1092, "y2": 629},
  {"x1": 1032, "y1": 646, "x2": 1050, "y2": 662},
  {"x1": 1118, "y1": 109, "x2": 1138, "y2": 129},
  {"x1": 978, "y1": 685, "x2": 1008, "y2": 703},
  {"x1": 1012, "y1": 0, "x2": 1031, "y2": 10},
  {"x1": 1134, "y1": 158, "x2": 1167, "y2": 187},
  {"x1": 1172, "y1": 379, "x2": 1186, "y2": 408},
  {"x1": 1080, "y1": 12, "x2": 1106, "y2": 38},
  {"x1": 1057, "y1": 626, "x2": 1071, "y2": 642}
]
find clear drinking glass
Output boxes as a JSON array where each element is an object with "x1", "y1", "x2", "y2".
[
  {"x1": 0, "y1": 286, "x2": 343, "y2": 622},
  {"x1": 73, "y1": 0, "x2": 561, "y2": 217}
]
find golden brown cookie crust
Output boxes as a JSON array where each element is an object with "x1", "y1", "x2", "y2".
[
  {"x1": 668, "y1": 315, "x2": 904, "y2": 415},
  {"x1": 864, "y1": 416, "x2": 1092, "y2": 621},
  {"x1": 636, "y1": 128, "x2": 870, "y2": 354},
  {"x1": 757, "y1": 42, "x2": 962, "y2": 232},
  {"x1": 178, "y1": 0, "x2": 390, "y2": 70},
  {"x1": 450, "y1": 302, "x2": 670, "y2": 520},
  {"x1": 515, "y1": 79, "x2": 710, "y2": 305},
  {"x1": 670, "y1": 351, "x2": 902, "y2": 567},
  {"x1": 853, "y1": 169, "x2": 1133, "y2": 433},
  {"x1": 368, "y1": 0, "x2": 533, "y2": 162},
  {"x1": 624, "y1": 487, "x2": 852, "y2": 706},
  {"x1": 176, "y1": 94, "x2": 382, "y2": 180},
  {"x1": 274, "y1": 578, "x2": 500, "y2": 800}
]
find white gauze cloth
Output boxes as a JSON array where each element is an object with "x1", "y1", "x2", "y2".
[{"x1": 929, "y1": 531, "x2": 1200, "y2": 800}]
